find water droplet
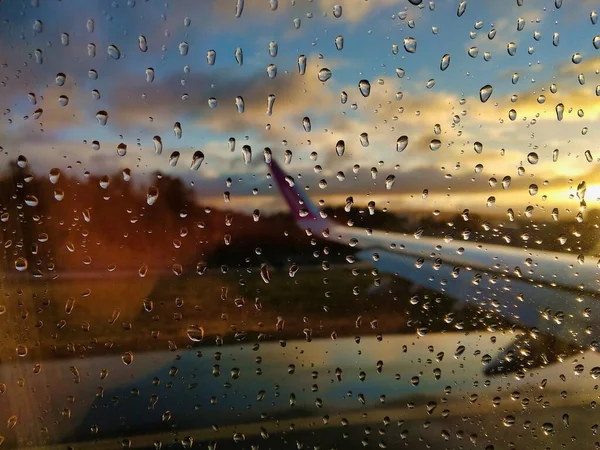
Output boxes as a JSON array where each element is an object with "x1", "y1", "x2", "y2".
[
  {"x1": 187, "y1": 325, "x2": 204, "y2": 342},
  {"x1": 15, "y1": 257, "x2": 28, "y2": 271},
  {"x1": 440, "y1": 54, "x2": 450, "y2": 71},
  {"x1": 529, "y1": 184, "x2": 538, "y2": 195},
  {"x1": 228, "y1": 138, "x2": 236, "y2": 152},
  {"x1": 7, "y1": 416, "x2": 18, "y2": 430},
  {"x1": 360, "y1": 132, "x2": 369, "y2": 147},
  {"x1": 61, "y1": 32, "x2": 69, "y2": 46},
  {"x1": 333, "y1": 4, "x2": 342, "y2": 18},
  {"x1": 509, "y1": 109, "x2": 517, "y2": 120},
  {"x1": 191, "y1": 151, "x2": 204, "y2": 170},
  {"x1": 556, "y1": 103, "x2": 564, "y2": 121},
  {"x1": 293, "y1": 17, "x2": 301, "y2": 29},
  {"x1": 266, "y1": 94, "x2": 276, "y2": 115},
  {"x1": 468, "y1": 46, "x2": 479, "y2": 58},
  {"x1": 474, "y1": 141, "x2": 483, "y2": 154},
  {"x1": 235, "y1": 47, "x2": 243, "y2": 65},
  {"x1": 138, "y1": 35, "x2": 148, "y2": 52},
  {"x1": 266, "y1": 63, "x2": 277, "y2": 78},
  {"x1": 25, "y1": 195, "x2": 39, "y2": 207},
  {"x1": 143, "y1": 67, "x2": 155, "y2": 83},
  {"x1": 115, "y1": 143, "x2": 127, "y2": 157},
  {"x1": 385, "y1": 175, "x2": 396, "y2": 190},
  {"x1": 336, "y1": 140, "x2": 345, "y2": 156},
  {"x1": 86, "y1": 43, "x2": 96, "y2": 58},
  {"x1": 55, "y1": 72, "x2": 66, "y2": 86},
  {"x1": 572, "y1": 53, "x2": 582, "y2": 64},
  {"x1": 16, "y1": 345, "x2": 28, "y2": 357},
  {"x1": 173, "y1": 122, "x2": 182, "y2": 139},
  {"x1": 32, "y1": 19, "x2": 43, "y2": 33},
  {"x1": 527, "y1": 152, "x2": 539, "y2": 164},
  {"x1": 457, "y1": 0, "x2": 467, "y2": 17},
  {"x1": 263, "y1": 147, "x2": 272, "y2": 163},
  {"x1": 585, "y1": 150, "x2": 593, "y2": 162},
  {"x1": 302, "y1": 116, "x2": 311, "y2": 132},
  {"x1": 403, "y1": 37, "x2": 417, "y2": 53},
  {"x1": 335, "y1": 35, "x2": 344, "y2": 51},
  {"x1": 592, "y1": 10, "x2": 598, "y2": 25},
  {"x1": 49, "y1": 168, "x2": 61, "y2": 184},
  {"x1": 429, "y1": 139, "x2": 441, "y2": 151},
  {"x1": 259, "y1": 264, "x2": 271, "y2": 283},
  {"x1": 65, "y1": 297, "x2": 75, "y2": 314},
  {"x1": 397, "y1": 135, "x2": 408, "y2": 152},
  {"x1": 86, "y1": 18, "x2": 94, "y2": 33},
  {"x1": 96, "y1": 176, "x2": 110, "y2": 191},
  {"x1": 318, "y1": 68, "x2": 332, "y2": 82},
  {"x1": 269, "y1": 41, "x2": 278, "y2": 57},
  {"x1": 32, "y1": 108, "x2": 43, "y2": 119},
  {"x1": 147, "y1": 186, "x2": 159, "y2": 205},
  {"x1": 107, "y1": 44, "x2": 121, "y2": 60},
  {"x1": 517, "y1": 17, "x2": 525, "y2": 31},
  {"x1": 169, "y1": 152, "x2": 180, "y2": 167},
  {"x1": 58, "y1": 94, "x2": 69, "y2": 106},
  {"x1": 396, "y1": 67, "x2": 406, "y2": 78},
  {"x1": 235, "y1": 0, "x2": 244, "y2": 17},
  {"x1": 235, "y1": 96, "x2": 245, "y2": 113},
  {"x1": 32, "y1": 49, "x2": 44, "y2": 65},
  {"x1": 177, "y1": 42, "x2": 189, "y2": 56},
  {"x1": 341, "y1": 91, "x2": 348, "y2": 103},
  {"x1": 507, "y1": 42, "x2": 517, "y2": 56},
  {"x1": 122, "y1": 351, "x2": 134, "y2": 365},
  {"x1": 96, "y1": 110, "x2": 108, "y2": 126},
  {"x1": 207, "y1": 49, "x2": 216, "y2": 65},
  {"x1": 542, "y1": 423, "x2": 554, "y2": 435},
  {"x1": 503, "y1": 415, "x2": 516, "y2": 427},
  {"x1": 270, "y1": 0, "x2": 278, "y2": 10},
  {"x1": 17, "y1": 155, "x2": 28, "y2": 168},
  {"x1": 297, "y1": 55, "x2": 307, "y2": 75},
  {"x1": 242, "y1": 145, "x2": 252, "y2": 164},
  {"x1": 152, "y1": 136, "x2": 162, "y2": 155}
]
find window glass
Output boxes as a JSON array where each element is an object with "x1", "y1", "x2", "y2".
[{"x1": 0, "y1": 1, "x2": 599, "y2": 448}]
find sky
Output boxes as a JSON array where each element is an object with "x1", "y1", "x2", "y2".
[{"x1": 0, "y1": 0, "x2": 599, "y2": 219}]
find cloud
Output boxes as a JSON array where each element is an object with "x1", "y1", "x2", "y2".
[{"x1": 211, "y1": 0, "x2": 401, "y2": 26}]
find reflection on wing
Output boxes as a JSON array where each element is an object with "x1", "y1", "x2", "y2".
[{"x1": 483, "y1": 333, "x2": 581, "y2": 376}]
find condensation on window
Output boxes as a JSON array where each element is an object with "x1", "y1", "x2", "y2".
[{"x1": 0, "y1": 0, "x2": 599, "y2": 448}]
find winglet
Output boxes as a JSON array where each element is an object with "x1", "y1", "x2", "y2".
[{"x1": 269, "y1": 159, "x2": 331, "y2": 234}]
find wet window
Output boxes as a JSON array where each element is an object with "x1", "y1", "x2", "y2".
[{"x1": 1, "y1": 0, "x2": 599, "y2": 448}]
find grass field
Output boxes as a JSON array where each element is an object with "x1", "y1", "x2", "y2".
[{"x1": 0, "y1": 264, "x2": 415, "y2": 361}]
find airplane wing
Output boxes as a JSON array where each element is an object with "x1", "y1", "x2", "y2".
[
  {"x1": 270, "y1": 160, "x2": 596, "y2": 375},
  {"x1": 355, "y1": 248, "x2": 587, "y2": 375}
]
